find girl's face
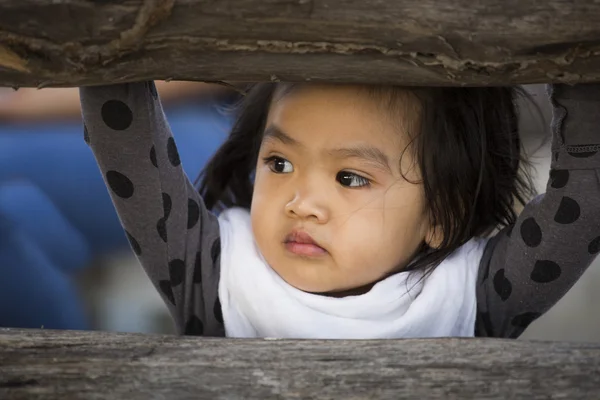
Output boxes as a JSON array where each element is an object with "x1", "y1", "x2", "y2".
[{"x1": 251, "y1": 84, "x2": 440, "y2": 295}]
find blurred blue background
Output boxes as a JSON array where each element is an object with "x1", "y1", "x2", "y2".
[{"x1": 0, "y1": 82, "x2": 234, "y2": 332}]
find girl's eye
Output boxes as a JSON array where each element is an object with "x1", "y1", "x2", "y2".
[
  {"x1": 266, "y1": 156, "x2": 294, "y2": 173},
  {"x1": 336, "y1": 171, "x2": 370, "y2": 188}
]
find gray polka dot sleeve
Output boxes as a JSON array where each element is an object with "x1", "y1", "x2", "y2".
[
  {"x1": 80, "y1": 82, "x2": 224, "y2": 336},
  {"x1": 476, "y1": 84, "x2": 600, "y2": 338}
]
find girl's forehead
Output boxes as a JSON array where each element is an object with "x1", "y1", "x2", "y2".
[{"x1": 266, "y1": 84, "x2": 414, "y2": 149}]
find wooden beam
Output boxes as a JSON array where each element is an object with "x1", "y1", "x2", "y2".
[
  {"x1": 1, "y1": 328, "x2": 600, "y2": 399},
  {"x1": 2, "y1": 0, "x2": 600, "y2": 87}
]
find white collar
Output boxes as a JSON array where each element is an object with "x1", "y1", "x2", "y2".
[{"x1": 218, "y1": 207, "x2": 487, "y2": 339}]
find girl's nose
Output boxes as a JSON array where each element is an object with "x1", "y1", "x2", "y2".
[{"x1": 285, "y1": 190, "x2": 329, "y2": 223}]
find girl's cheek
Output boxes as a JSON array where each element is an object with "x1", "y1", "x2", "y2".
[
  {"x1": 254, "y1": 167, "x2": 271, "y2": 189},
  {"x1": 251, "y1": 172, "x2": 270, "y2": 206}
]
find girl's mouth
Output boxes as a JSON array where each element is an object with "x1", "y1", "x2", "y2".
[{"x1": 284, "y1": 230, "x2": 327, "y2": 257}]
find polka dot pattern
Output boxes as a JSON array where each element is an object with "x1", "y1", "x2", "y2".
[
  {"x1": 193, "y1": 252, "x2": 202, "y2": 283},
  {"x1": 106, "y1": 171, "x2": 134, "y2": 199},
  {"x1": 185, "y1": 315, "x2": 204, "y2": 336},
  {"x1": 507, "y1": 329, "x2": 523, "y2": 339},
  {"x1": 477, "y1": 311, "x2": 494, "y2": 336},
  {"x1": 101, "y1": 100, "x2": 133, "y2": 130},
  {"x1": 554, "y1": 196, "x2": 580, "y2": 224},
  {"x1": 150, "y1": 146, "x2": 158, "y2": 168},
  {"x1": 211, "y1": 238, "x2": 221, "y2": 265},
  {"x1": 156, "y1": 192, "x2": 172, "y2": 242},
  {"x1": 169, "y1": 259, "x2": 185, "y2": 286},
  {"x1": 159, "y1": 280, "x2": 175, "y2": 305},
  {"x1": 549, "y1": 169, "x2": 569, "y2": 189},
  {"x1": 157, "y1": 218, "x2": 167, "y2": 242},
  {"x1": 162, "y1": 193, "x2": 172, "y2": 219},
  {"x1": 589, "y1": 236, "x2": 600, "y2": 254},
  {"x1": 530, "y1": 260, "x2": 562, "y2": 283},
  {"x1": 167, "y1": 137, "x2": 181, "y2": 167},
  {"x1": 126, "y1": 231, "x2": 142, "y2": 256},
  {"x1": 511, "y1": 312, "x2": 541, "y2": 328},
  {"x1": 493, "y1": 269, "x2": 512, "y2": 301},
  {"x1": 188, "y1": 199, "x2": 200, "y2": 229},
  {"x1": 520, "y1": 217, "x2": 542, "y2": 247}
]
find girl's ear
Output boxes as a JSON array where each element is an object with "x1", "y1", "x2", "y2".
[{"x1": 424, "y1": 225, "x2": 444, "y2": 249}]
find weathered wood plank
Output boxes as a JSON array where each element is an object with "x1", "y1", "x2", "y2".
[
  {"x1": 1, "y1": 328, "x2": 599, "y2": 399},
  {"x1": 2, "y1": 0, "x2": 600, "y2": 87}
]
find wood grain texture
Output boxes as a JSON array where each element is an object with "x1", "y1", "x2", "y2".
[
  {"x1": 2, "y1": 0, "x2": 600, "y2": 87},
  {"x1": 1, "y1": 328, "x2": 600, "y2": 399}
]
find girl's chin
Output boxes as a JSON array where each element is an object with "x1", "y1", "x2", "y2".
[
  {"x1": 284, "y1": 272, "x2": 377, "y2": 298},
  {"x1": 272, "y1": 268, "x2": 334, "y2": 294}
]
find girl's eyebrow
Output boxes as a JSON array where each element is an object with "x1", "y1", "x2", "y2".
[
  {"x1": 263, "y1": 125, "x2": 303, "y2": 148},
  {"x1": 328, "y1": 146, "x2": 392, "y2": 173},
  {"x1": 264, "y1": 124, "x2": 391, "y2": 173}
]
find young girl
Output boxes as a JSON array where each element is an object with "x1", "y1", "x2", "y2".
[{"x1": 80, "y1": 82, "x2": 600, "y2": 339}]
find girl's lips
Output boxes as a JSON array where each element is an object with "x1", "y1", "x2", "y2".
[
  {"x1": 284, "y1": 230, "x2": 327, "y2": 257},
  {"x1": 284, "y1": 241, "x2": 327, "y2": 257}
]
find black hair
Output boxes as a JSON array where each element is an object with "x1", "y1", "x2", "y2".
[{"x1": 197, "y1": 82, "x2": 536, "y2": 275}]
